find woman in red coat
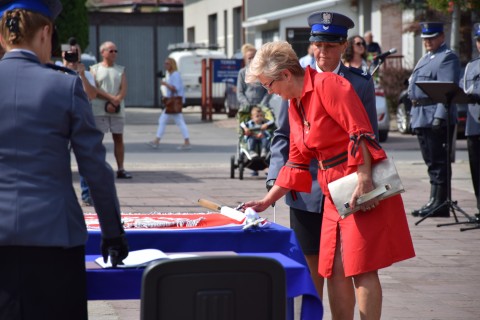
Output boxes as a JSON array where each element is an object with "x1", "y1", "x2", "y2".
[{"x1": 243, "y1": 41, "x2": 415, "y2": 320}]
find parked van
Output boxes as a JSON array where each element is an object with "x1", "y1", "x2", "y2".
[{"x1": 167, "y1": 43, "x2": 227, "y2": 110}]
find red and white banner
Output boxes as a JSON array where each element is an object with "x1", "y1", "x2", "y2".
[{"x1": 84, "y1": 212, "x2": 243, "y2": 230}]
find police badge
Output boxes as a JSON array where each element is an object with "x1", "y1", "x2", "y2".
[{"x1": 321, "y1": 12, "x2": 332, "y2": 24}]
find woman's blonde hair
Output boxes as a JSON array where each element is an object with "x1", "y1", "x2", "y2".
[
  {"x1": 245, "y1": 41, "x2": 304, "y2": 84},
  {"x1": 165, "y1": 57, "x2": 178, "y2": 72},
  {"x1": 241, "y1": 43, "x2": 256, "y2": 57},
  {"x1": 0, "y1": 9, "x2": 52, "y2": 46}
]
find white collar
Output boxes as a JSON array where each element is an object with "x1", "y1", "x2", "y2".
[{"x1": 316, "y1": 61, "x2": 341, "y2": 74}]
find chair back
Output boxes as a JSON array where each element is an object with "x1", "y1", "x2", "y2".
[{"x1": 140, "y1": 255, "x2": 287, "y2": 320}]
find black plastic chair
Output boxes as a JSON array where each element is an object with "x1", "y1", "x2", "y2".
[{"x1": 140, "y1": 255, "x2": 287, "y2": 320}]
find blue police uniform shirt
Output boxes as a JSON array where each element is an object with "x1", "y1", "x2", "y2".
[
  {"x1": 408, "y1": 42, "x2": 461, "y2": 129},
  {"x1": 462, "y1": 56, "x2": 480, "y2": 136}
]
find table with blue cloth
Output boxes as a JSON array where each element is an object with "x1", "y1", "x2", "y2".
[{"x1": 86, "y1": 223, "x2": 323, "y2": 320}]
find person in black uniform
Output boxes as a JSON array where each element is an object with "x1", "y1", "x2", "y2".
[
  {"x1": 462, "y1": 24, "x2": 480, "y2": 217},
  {"x1": 408, "y1": 22, "x2": 461, "y2": 218},
  {"x1": 267, "y1": 11, "x2": 378, "y2": 302}
]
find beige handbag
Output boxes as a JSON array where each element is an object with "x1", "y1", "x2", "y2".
[{"x1": 327, "y1": 157, "x2": 405, "y2": 219}]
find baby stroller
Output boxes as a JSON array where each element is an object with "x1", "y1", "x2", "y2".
[{"x1": 230, "y1": 104, "x2": 276, "y2": 180}]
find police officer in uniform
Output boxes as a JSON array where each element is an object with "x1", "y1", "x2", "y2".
[
  {"x1": 0, "y1": 1, "x2": 128, "y2": 319},
  {"x1": 267, "y1": 11, "x2": 377, "y2": 301},
  {"x1": 462, "y1": 24, "x2": 480, "y2": 217},
  {"x1": 408, "y1": 22, "x2": 460, "y2": 218}
]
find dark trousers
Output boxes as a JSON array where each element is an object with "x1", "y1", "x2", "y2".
[
  {"x1": 0, "y1": 246, "x2": 87, "y2": 320},
  {"x1": 415, "y1": 126, "x2": 455, "y2": 186},
  {"x1": 467, "y1": 135, "x2": 480, "y2": 210}
]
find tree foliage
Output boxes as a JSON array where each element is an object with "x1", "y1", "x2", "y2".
[
  {"x1": 427, "y1": 0, "x2": 480, "y2": 11},
  {"x1": 402, "y1": 0, "x2": 480, "y2": 12},
  {"x1": 54, "y1": 0, "x2": 89, "y2": 56}
]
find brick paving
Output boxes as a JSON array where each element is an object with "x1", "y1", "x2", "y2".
[{"x1": 84, "y1": 108, "x2": 480, "y2": 320}]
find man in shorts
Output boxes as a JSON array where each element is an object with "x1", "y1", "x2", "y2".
[{"x1": 91, "y1": 41, "x2": 132, "y2": 179}]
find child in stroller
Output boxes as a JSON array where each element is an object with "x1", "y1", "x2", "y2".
[
  {"x1": 232, "y1": 105, "x2": 276, "y2": 178},
  {"x1": 241, "y1": 106, "x2": 274, "y2": 158}
]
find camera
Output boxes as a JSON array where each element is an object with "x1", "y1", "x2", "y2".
[
  {"x1": 61, "y1": 37, "x2": 79, "y2": 63},
  {"x1": 64, "y1": 50, "x2": 79, "y2": 63}
]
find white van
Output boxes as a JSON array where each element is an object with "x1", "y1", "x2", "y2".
[{"x1": 168, "y1": 43, "x2": 227, "y2": 110}]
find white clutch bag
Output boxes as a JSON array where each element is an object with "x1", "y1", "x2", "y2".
[{"x1": 327, "y1": 157, "x2": 405, "y2": 219}]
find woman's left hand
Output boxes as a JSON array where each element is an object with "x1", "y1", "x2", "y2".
[{"x1": 349, "y1": 177, "x2": 380, "y2": 212}]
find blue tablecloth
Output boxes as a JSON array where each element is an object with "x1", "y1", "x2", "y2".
[
  {"x1": 86, "y1": 223, "x2": 305, "y2": 264},
  {"x1": 86, "y1": 223, "x2": 323, "y2": 319}
]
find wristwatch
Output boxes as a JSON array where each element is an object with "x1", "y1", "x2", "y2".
[{"x1": 266, "y1": 179, "x2": 276, "y2": 192}]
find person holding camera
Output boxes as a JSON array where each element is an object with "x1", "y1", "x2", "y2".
[
  {"x1": 62, "y1": 38, "x2": 96, "y2": 100},
  {"x1": 90, "y1": 41, "x2": 132, "y2": 179},
  {"x1": 62, "y1": 38, "x2": 97, "y2": 206},
  {"x1": 0, "y1": 1, "x2": 128, "y2": 319}
]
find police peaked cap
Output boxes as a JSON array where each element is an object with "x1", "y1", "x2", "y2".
[
  {"x1": 0, "y1": 0, "x2": 62, "y2": 20},
  {"x1": 420, "y1": 22, "x2": 444, "y2": 38},
  {"x1": 474, "y1": 23, "x2": 480, "y2": 39},
  {"x1": 308, "y1": 11, "x2": 354, "y2": 43}
]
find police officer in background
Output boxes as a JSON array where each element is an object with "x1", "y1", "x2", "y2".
[
  {"x1": 408, "y1": 22, "x2": 460, "y2": 218},
  {"x1": 0, "y1": 1, "x2": 128, "y2": 319},
  {"x1": 462, "y1": 24, "x2": 480, "y2": 217},
  {"x1": 267, "y1": 11, "x2": 377, "y2": 303}
]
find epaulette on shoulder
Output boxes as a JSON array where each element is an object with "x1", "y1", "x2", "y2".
[
  {"x1": 348, "y1": 67, "x2": 371, "y2": 80},
  {"x1": 45, "y1": 63, "x2": 77, "y2": 75}
]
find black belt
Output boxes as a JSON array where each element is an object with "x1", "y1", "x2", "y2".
[
  {"x1": 318, "y1": 151, "x2": 347, "y2": 170},
  {"x1": 411, "y1": 98, "x2": 434, "y2": 107}
]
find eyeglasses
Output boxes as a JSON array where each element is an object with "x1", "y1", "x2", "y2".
[
  {"x1": 262, "y1": 79, "x2": 275, "y2": 91},
  {"x1": 354, "y1": 42, "x2": 366, "y2": 47},
  {"x1": 109, "y1": 49, "x2": 118, "y2": 53}
]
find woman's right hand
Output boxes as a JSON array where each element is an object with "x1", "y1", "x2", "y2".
[
  {"x1": 243, "y1": 200, "x2": 271, "y2": 213},
  {"x1": 243, "y1": 185, "x2": 289, "y2": 213}
]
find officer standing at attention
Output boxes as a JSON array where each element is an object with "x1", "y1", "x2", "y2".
[
  {"x1": 266, "y1": 11, "x2": 377, "y2": 301},
  {"x1": 0, "y1": 1, "x2": 128, "y2": 319},
  {"x1": 462, "y1": 24, "x2": 480, "y2": 217},
  {"x1": 408, "y1": 22, "x2": 461, "y2": 218}
]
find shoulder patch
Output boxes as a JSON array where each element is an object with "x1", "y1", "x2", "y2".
[
  {"x1": 45, "y1": 63, "x2": 77, "y2": 76},
  {"x1": 348, "y1": 66, "x2": 371, "y2": 80}
]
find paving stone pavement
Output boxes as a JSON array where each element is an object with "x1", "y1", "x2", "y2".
[{"x1": 83, "y1": 108, "x2": 480, "y2": 320}]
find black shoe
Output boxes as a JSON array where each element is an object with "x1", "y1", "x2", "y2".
[
  {"x1": 419, "y1": 204, "x2": 450, "y2": 218},
  {"x1": 117, "y1": 169, "x2": 132, "y2": 179},
  {"x1": 412, "y1": 185, "x2": 437, "y2": 217},
  {"x1": 412, "y1": 204, "x2": 433, "y2": 217},
  {"x1": 412, "y1": 208, "x2": 423, "y2": 217}
]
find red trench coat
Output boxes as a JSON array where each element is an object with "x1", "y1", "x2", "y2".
[{"x1": 276, "y1": 67, "x2": 415, "y2": 278}]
